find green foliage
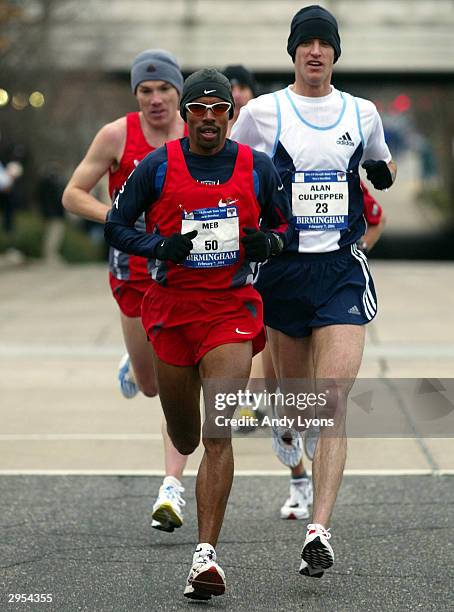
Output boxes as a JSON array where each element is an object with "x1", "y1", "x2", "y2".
[
  {"x1": 61, "y1": 222, "x2": 105, "y2": 263},
  {"x1": 7, "y1": 212, "x2": 45, "y2": 257},
  {"x1": 0, "y1": 212, "x2": 105, "y2": 263},
  {"x1": 416, "y1": 188, "x2": 453, "y2": 220}
]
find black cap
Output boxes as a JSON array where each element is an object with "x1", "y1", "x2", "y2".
[
  {"x1": 180, "y1": 69, "x2": 235, "y2": 122},
  {"x1": 223, "y1": 65, "x2": 257, "y2": 97},
  {"x1": 287, "y1": 5, "x2": 341, "y2": 63}
]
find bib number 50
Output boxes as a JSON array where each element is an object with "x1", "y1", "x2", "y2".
[{"x1": 204, "y1": 239, "x2": 219, "y2": 251}]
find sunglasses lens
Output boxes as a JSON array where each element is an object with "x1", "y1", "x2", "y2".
[
  {"x1": 186, "y1": 103, "x2": 207, "y2": 116},
  {"x1": 212, "y1": 103, "x2": 231, "y2": 116}
]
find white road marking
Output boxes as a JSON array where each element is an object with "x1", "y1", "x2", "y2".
[
  {"x1": 2, "y1": 342, "x2": 454, "y2": 359},
  {"x1": 0, "y1": 469, "x2": 451, "y2": 476},
  {"x1": 0, "y1": 433, "x2": 163, "y2": 441}
]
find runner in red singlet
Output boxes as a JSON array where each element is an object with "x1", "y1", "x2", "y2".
[
  {"x1": 105, "y1": 68, "x2": 293, "y2": 601},
  {"x1": 62, "y1": 49, "x2": 189, "y2": 533}
]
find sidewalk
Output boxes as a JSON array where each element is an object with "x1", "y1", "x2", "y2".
[{"x1": 0, "y1": 261, "x2": 453, "y2": 473}]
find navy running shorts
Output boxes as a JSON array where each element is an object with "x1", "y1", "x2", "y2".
[{"x1": 254, "y1": 244, "x2": 377, "y2": 337}]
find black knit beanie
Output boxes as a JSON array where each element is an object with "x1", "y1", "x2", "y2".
[
  {"x1": 287, "y1": 5, "x2": 341, "y2": 63},
  {"x1": 180, "y1": 69, "x2": 234, "y2": 122}
]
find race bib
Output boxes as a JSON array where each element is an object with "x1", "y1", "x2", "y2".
[
  {"x1": 292, "y1": 170, "x2": 349, "y2": 231},
  {"x1": 181, "y1": 206, "x2": 239, "y2": 268}
]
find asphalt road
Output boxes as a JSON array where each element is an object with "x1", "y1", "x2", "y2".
[{"x1": 1, "y1": 474, "x2": 453, "y2": 612}]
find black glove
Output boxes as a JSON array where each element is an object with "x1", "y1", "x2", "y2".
[
  {"x1": 241, "y1": 227, "x2": 284, "y2": 262},
  {"x1": 155, "y1": 230, "x2": 198, "y2": 263},
  {"x1": 362, "y1": 160, "x2": 393, "y2": 190}
]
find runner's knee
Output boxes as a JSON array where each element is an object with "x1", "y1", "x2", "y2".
[
  {"x1": 137, "y1": 381, "x2": 158, "y2": 397},
  {"x1": 170, "y1": 432, "x2": 200, "y2": 455},
  {"x1": 202, "y1": 437, "x2": 232, "y2": 454}
]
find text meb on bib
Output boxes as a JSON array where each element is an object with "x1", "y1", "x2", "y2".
[
  {"x1": 292, "y1": 170, "x2": 349, "y2": 231},
  {"x1": 181, "y1": 205, "x2": 240, "y2": 268}
]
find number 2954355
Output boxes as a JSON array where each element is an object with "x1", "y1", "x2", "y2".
[{"x1": 8, "y1": 593, "x2": 53, "y2": 603}]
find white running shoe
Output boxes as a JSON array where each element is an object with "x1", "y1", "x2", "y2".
[
  {"x1": 304, "y1": 424, "x2": 320, "y2": 461},
  {"x1": 272, "y1": 426, "x2": 303, "y2": 468},
  {"x1": 280, "y1": 478, "x2": 313, "y2": 520},
  {"x1": 184, "y1": 544, "x2": 226, "y2": 600},
  {"x1": 299, "y1": 523, "x2": 334, "y2": 578},
  {"x1": 151, "y1": 518, "x2": 175, "y2": 533},
  {"x1": 151, "y1": 476, "x2": 185, "y2": 532},
  {"x1": 118, "y1": 353, "x2": 139, "y2": 399}
]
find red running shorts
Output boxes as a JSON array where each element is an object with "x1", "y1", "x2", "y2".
[
  {"x1": 141, "y1": 282, "x2": 265, "y2": 366},
  {"x1": 109, "y1": 273, "x2": 153, "y2": 318}
]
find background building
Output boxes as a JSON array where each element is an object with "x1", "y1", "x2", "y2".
[{"x1": 1, "y1": 0, "x2": 454, "y2": 253}]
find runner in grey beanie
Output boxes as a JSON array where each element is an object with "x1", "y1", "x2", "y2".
[{"x1": 130, "y1": 49, "x2": 184, "y2": 95}]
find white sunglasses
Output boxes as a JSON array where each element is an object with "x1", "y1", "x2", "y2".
[{"x1": 185, "y1": 102, "x2": 232, "y2": 117}]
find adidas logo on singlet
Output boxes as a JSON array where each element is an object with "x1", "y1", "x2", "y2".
[{"x1": 336, "y1": 132, "x2": 354, "y2": 146}]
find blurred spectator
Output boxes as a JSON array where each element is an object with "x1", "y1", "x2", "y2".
[
  {"x1": 0, "y1": 158, "x2": 25, "y2": 264},
  {"x1": 0, "y1": 159, "x2": 24, "y2": 232},
  {"x1": 418, "y1": 136, "x2": 438, "y2": 188},
  {"x1": 0, "y1": 161, "x2": 13, "y2": 191},
  {"x1": 223, "y1": 65, "x2": 257, "y2": 133},
  {"x1": 36, "y1": 162, "x2": 66, "y2": 265}
]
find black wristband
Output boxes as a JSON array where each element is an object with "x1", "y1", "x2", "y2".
[{"x1": 268, "y1": 232, "x2": 284, "y2": 256}]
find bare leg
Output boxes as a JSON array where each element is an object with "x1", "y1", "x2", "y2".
[
  {"x1": 197, "y1": 342, "x2": 253, "y2": 546},
  {"x1": 150, "y1": 355, "x2": 200, "y2": 531},
  {"x1": 43, "y1": 218, "x2": 65, "y2": 264},
  {"x1": 267, "y1": 328, "x2": 314, "y2": 380},
  {"x1": 261, "y1": 341, "x2": 279, "y2": 392},
  {"x1": 121, "y1": 314, "x2": 189, "y2": 480},
  {"x1": 248, "y1": 341, "x2": 281, "y2": 393},
  {"x1": 120, "y1": 314, "x2": 158, "y2": 397},
  {"x1": 310, "y1": 324, "x2": 365, "y2": 527},
  {"x1": 249, "y1": 352, "x2": 265, "y2": 380},
  {"x1": 161, "y1": 418, "x2": 187, "y2": 480},
  {"x1": 267, "y1": 329, "x2": 314, "y2": 476},
  {"x1": 152, "y1": 355, "x2": 202, "y2": 456}
]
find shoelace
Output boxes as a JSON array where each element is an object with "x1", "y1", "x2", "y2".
[
  {"x1": 193, "y1": 549, "x2": 216, "y2": 566},
  {"x1": 307, "y1": 523, "x2": 331, "y2": 540},
  {"x1": 162, "y1": 484, "x2": 186, "y2": 508}
]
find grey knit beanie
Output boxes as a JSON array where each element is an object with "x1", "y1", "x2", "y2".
[{"x1": 130, "y1": 49, "x2": 183, "y2": 94}]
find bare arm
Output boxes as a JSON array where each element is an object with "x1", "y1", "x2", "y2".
[
  {"x1": 362, "y1": 214, "x2": 386, "y2": 252},
  {"x1": 387, "y1": 160, "x2": 397, "y2": 185},
  {"x1": 62, "y1": 118, "x2": 125, "y2": 223}
]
